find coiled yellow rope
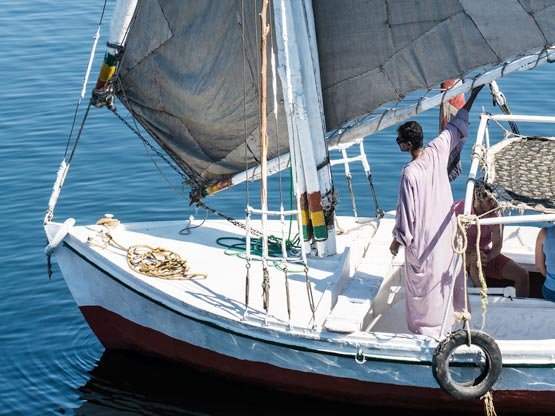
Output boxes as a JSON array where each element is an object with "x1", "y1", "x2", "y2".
[
  {"x1": 89, "y1": 217, "x2": 206, "y2": 280},
  {"x1": 126, "y1": 245, "x2": 206, "y2": 280}
]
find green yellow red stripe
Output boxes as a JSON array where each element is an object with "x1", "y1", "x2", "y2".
[
  {"x1": 310, "y1": 210, "x2": 327, "y2": 240},
  {"x1": 95, "y1": 52, "x2": 117, "y2": 89},
  {"x1": 300, "y1": 193, "x2": 312, "y2": 241},
  {"x1": 307, "y1": 192, "x2": 327, "y2": 240}
]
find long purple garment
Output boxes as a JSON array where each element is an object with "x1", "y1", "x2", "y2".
[{"x1": 393, "y1": 109, "x2": 469, "y2": 337}]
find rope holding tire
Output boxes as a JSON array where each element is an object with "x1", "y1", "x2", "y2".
[{"x1": 432, "y1": 329, "x2": 502, "y2": 400}]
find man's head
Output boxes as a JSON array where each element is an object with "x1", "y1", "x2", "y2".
[
  {"x1": 396, "y1": 121, "x2": 423, "y2": 152},
  {"x1": 473, "y1": 183, "x2": 497, "y2": 214}
]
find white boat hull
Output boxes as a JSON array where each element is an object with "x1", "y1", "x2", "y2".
[{"x1": 48, "y1": 218, "x2": 555, "y2": 414}]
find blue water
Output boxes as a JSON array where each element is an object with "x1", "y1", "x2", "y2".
[{"x1": 2, "y1": 1, "x2": 555, "y2": 414}]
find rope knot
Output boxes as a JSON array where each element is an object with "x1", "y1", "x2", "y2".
[
  {"x1": 454, "y1": 309, "x2": 471, "y2": 323},
  {"x1": 453, "y1": 213, "x2": 476, "y2": 253}
]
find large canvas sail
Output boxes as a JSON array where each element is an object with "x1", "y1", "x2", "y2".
[
  {"x1": 115, "y1": 0, "x2": 289, "y2": 194},
  {"x1": 313, "y1": 0, "x2": 555, "y2": 131},
  {"x1": 113, "y1": 0, "x2": 555, "y2": 194}
]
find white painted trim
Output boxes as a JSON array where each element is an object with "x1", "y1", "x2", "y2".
[
  {"x1": 488, "y1": 114, "x2": 555, "y2": 123},
  {"x1": 464, "y1": 114, "x2": 490, "y2": 215},
  {"x1": 472, "y1": 214, "x2": 555, "y2": 226}
]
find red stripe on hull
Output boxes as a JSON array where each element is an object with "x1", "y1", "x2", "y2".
[{"x1": 80, "y1": 305, "x2": 555, "y2": 414}]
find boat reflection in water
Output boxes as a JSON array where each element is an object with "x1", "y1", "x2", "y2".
[{"x1": 76, "y1": 351, "x2": 439, "y2": 416}]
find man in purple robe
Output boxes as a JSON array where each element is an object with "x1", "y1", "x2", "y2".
[{"x1": 389, "y1": 86, "x2": 483, "y2": 337}]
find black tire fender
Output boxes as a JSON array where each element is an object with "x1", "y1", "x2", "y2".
[{"x1": 432, "y1": 329, "x2": 502, "y2": 400}]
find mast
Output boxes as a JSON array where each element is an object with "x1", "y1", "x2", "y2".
[
  {"x1": 259, "y1": 0, "x2": 271, "y2": 310},
  {"x1": 92, "y1": 0, "x2": 138, "y2": 106},
  {"x1": 273, "y1": 0, "x2": 336, "y2": 257}
]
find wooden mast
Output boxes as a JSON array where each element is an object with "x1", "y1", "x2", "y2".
[
  {"x1": 273, "y1": 0, "x2": 336, "y2": 257},
  {"x1": 259, "y1": 0, "x2": 271, "y2": 310}
]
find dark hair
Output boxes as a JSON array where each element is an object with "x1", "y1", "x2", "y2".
[
  {"x1": 397, "y1": 121, "x2": 423, "y2": 148},
  {"x1": 474, "y1": 181, "x2": 496, "y2": 202}
]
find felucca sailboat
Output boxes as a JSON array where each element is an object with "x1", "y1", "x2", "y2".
[{"x1": 44, "y1": 1, "x2": 555, "y2": 413}]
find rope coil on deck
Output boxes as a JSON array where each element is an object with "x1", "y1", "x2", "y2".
[
  {"x1": 88, "y1": 217, "x2": 206, "y2": 280},
  {"x1": 127, "y1": 245, "x2": 206, "y2": 280}
]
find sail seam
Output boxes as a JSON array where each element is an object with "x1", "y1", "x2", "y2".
[
  {"x1": 323, "y1": 0, "x2": 554, "y2": 95},
  {"x1": 323, "y1": 10, "x2": 469, "y2": 93},
  {"x1": 459, "y1": 5, "x2": 500, "y2": 62},
  {"x1": 120, "y1": 1, "x2": 175, "y2": 76},
  {"x1": 518, "y1": 0, "x2": 551, "y2": 45}
]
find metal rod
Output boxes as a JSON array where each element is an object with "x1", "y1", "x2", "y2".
[{"x1": 469, "y1": 213, "x2": 555, "y2": 225}]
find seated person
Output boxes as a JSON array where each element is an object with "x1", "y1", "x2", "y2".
[
  {"x1": 535, "y1": 225, "x2": 555, "y2": 302},
  {"x1": 453, "y1": 185, "x2": 530, "y2": 297}
]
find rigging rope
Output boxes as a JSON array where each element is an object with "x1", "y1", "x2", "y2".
[
  {"x1": 64, "y1": 0, "x2": 109, "y2": 157},
  {"x1": 489, "y1": 81, "x2": 519, "y2": 135},
  {"x1": 44, "y1": 103, "x2": 92, "y2": 225},
  {"x1": 482, "y1": 391, "x2": 498, "y2": 416},
  {"x1": 453, "y1": 212, "x2": 490, "y2": 331},
  {"x1": 45, "y1": 1, "x2": 109, "y2": 225},
  {"x1": 110, "y1": 107, "x2": 187, "y2": 181}
]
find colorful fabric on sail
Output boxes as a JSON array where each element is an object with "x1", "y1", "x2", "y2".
[
  {"x1": 393, "y1": 109, "x2": 469, "y2": 337},
  {"x1": 440, "y1": 79, "x2": 466, "y2": 182}
]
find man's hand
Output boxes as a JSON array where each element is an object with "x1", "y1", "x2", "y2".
[
  {"x1": 462, "y1": 84, "x2": 485, "y2": 112},
  {"x1": 390, "y1": 239, "x2": 401, "y2": 257}
]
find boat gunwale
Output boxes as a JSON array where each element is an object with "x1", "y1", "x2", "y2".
[{"x1": 60, "y1": 231, "x2": 555, "y2": 369}]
